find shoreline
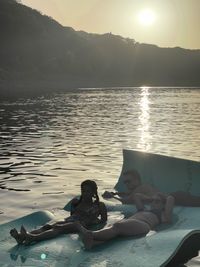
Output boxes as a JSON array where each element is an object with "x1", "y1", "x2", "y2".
[{"x1": 1, "y1": 79, "x2": 200, "y2": 99}]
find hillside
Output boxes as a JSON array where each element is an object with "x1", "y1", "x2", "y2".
[{"x1": 0, "y1": 0, "x2": 200, "y2": 96}]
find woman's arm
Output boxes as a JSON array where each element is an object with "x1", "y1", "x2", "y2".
[
  {"x1": 70, "y1": 198, "x2": 80, "y2": 215},
  {"x1": 133, "y1": 193, "x2": 153, "y2": 210},
  {"x1": 102, "y1": 191, "x2": 133, "y2": 204},
  {"x1": 110, "y1": 193, "x2": 134, "y2": 204},
  {"x1": 102, "y1": 191, "x2": 128, "y2": 199},
  {"x1": 98, "y1": 202, "x2": 108, "y2": 223},
  {"x1": 162, "y1": 195, "x2": 175, "y2": 223},
  {"x1": 115, "y1": 192, "x2": 153, "y2": 205},
  {"x1": 111, "y1": 193, "x2": 132, "y2": 204},
  {"x1": 103, "y1": 190, "x2": 152, "y2": 205}
]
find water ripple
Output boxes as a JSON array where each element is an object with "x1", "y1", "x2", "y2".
[{"x1": 0, "y1": 87, "x2": 200, "y2": 223}]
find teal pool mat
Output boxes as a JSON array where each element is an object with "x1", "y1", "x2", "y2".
[
  {"x1": 0, "y1": 207, "x2": 200, "y2": 267},
  {"x1": 1, "y1": 149, "x2": 200, "y2": 266}
]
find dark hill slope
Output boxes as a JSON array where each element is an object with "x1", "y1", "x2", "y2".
[{"x1": 0, "y1": 0, "x2": 200, "y2": 95}]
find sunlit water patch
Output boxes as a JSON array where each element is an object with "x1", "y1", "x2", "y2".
[{"x1": 0, "y1": 87, "x2": 200, "y2": 223}]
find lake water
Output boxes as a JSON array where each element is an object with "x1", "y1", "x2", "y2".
[{"x1": 0, "y1": 86, "x2": 200, "y2": 265}]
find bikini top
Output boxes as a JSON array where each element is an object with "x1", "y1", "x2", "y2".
[
  {"x1": 70, "y1": 198, "x2": 100, "y2": 223},
  {"x1": 149, "y1": 208, "x2": 162, "y2": 224}
]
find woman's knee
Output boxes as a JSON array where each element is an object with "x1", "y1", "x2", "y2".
[{"x1": 113, "y1": 222, "x2": 123, "y2": 234}]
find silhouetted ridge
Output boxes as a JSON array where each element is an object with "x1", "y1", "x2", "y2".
[
  {"x1": 0, "y1": 0, "x2": 200, "y2": 96},
  {"x1": 0, "y1": 0, "x2": 63, "y2": 37}
]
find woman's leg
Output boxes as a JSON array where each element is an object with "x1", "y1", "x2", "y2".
[
  {"x1": 30, "y1": 224, "x2": 54, "y2": 234},
  {"x1": 30, "y1": 221, "x2": 66, "y2": 234},
  {"x1": 79, "y1": 219, "x2": 150, "y2": 249},
  {"x1": 93, "y1": 218, "x2": 150, "y2": 240},
  {"x1": 23, "y1": 222, "x2": 79, "y2": 244},
  {"x1": 23, "y1": 228, "x2": 60, "y2": 244},
  {"x1": 171, "y1": 191, "x2": 200, "y2": 206}
]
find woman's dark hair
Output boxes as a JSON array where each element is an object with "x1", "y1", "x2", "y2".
[
  {"x1": 74, "y1": 179, "x2": 99, "y2": 206},
  {"x1": 71, "y1": 180, "x2": 100, "y2": 213},
  {"x1": 81, "y1": 179, "x2": 99, "y2": 203}
]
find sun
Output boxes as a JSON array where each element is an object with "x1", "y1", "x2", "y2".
[{"x1": 138, "y1": 9, "x2": 156, "y2": 26}]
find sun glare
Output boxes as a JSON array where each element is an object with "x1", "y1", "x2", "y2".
[{"x1": 138, "y1": 9, "x2": 156, "y2": 26}]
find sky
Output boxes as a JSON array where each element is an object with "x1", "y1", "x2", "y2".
[{"x1": 21, "y1": 0, "x2": 200, "y2": 50}]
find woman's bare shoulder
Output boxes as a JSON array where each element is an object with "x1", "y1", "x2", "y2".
[{"x1": 71, "y1": 197, "x2": 80, "y2": 205}]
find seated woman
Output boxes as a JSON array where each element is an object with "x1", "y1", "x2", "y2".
[
  {"x1": 10, "y1": 179, "x2": 107, "y2": 245},
  {"x1": 78, "y1": 193, "x2": 174, "y2": 249}
]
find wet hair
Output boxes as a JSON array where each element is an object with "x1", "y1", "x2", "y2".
[
  {"x1": 80, "y1": 179, "x2": 99, "y2": 204},
  {"x1": 123, "y1": 169, "x2": 141, "y2": 182}
]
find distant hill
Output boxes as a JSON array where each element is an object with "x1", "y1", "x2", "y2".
[{"x1": 0, "y1": 0, "x2": 200, "y2": 96}]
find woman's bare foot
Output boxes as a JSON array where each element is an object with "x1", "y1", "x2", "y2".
[
  {"x1": 20, "y1": 225, "x2": 27, "y2": 240},
  {"x1": 81, "y1": 230, "x2": 94, "y2": 249},
  {"x1": 10, "y1": 228, "x2": 24, "y2": 244},
  {"x1": 20, "y1": 225, "x2": 33, "y2": 245},
  {"x1": 20, "y1": 225, "x2": 27, "y2": 236},
  {"x1": 75, "y1": 222, "x2": 94, "y2": 249}
]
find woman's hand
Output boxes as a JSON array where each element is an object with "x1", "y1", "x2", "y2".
[{"x1": 102, "y1": 191, "x2": 114, "y2": 199}]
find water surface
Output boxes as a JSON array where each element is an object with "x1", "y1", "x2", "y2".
[
  {"x1": 1, "y1": 87, "x2": 200, "y2": 222},
  {"x1": 1, "y1": 86, "x2": 200, "y2": 265}
]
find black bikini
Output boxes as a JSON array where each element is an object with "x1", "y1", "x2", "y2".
[
  {"x1": 149, "y1": 209, "x2": 162, "y2": 224},
  {"x1": 68, "y1": 198, "x2": 100, "y2": 225}
]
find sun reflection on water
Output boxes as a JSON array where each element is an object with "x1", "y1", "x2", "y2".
[{"x1": 137, "y1": 86, "x2": 151, "y2": 151}]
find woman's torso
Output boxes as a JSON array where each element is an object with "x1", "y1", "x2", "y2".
[
  {"x1": 69, "y1": 200, "x2": 101, "y2": 226},
  {"x1": 130, "y1": 210, "x2": 162, "y2": 229}
]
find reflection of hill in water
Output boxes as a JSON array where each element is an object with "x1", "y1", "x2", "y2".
[{"x1": 0, "y1": 0, "x2": 200, "y2": 96}]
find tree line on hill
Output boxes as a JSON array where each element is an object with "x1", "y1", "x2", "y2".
[{"x1": 0, "y1": 0, "x2": 200, "y2": 96}]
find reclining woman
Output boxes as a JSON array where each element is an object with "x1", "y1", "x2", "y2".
[
  {"x1": 78, "y1": 193, "x2": 174, "y2": 249},
  {"x1": 103, "y1": 169, "x2": 200, "y2": 206},
  {"x1": 10, "y1": 179, "x2": 107, "y2": 245}
]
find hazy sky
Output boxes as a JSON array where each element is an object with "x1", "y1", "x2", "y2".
[{"x1": 21, "y1": 0, "x2": 200, "y2": 49}]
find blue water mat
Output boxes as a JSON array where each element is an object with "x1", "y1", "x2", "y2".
[{"x1": 1, "y1": 149, "x2": 200, "y2": 267}]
